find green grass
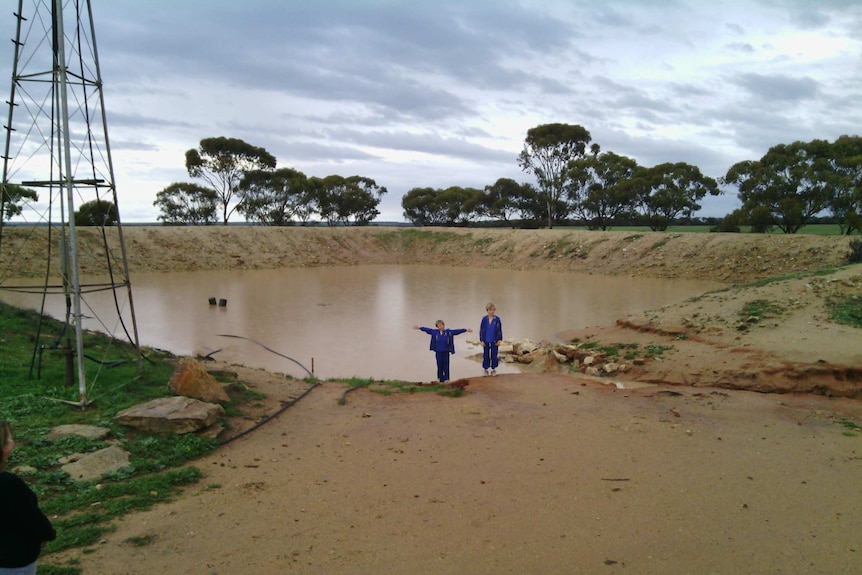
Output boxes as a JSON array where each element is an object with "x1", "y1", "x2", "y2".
[
  {"x1": 825, "y1": 295, "x2": 862, "y2": 329},
  {"x1": 332, "y1": 376, "x2": 465, "y2": 399},
  {"x1": 838, "y1": 419, "x2": 862, "y2": 437},
  {"x1": 571, "y1": 341, "x2": 673, "y2": 361},
  {"x1": 739, "y1": 299, "x2": 786, "y2": 320},
  {"x1": 0, "y1": 301, "x2": 259, "y2": 574}
]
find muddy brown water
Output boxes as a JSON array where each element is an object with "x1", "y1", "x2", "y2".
[{"x1": 0, "y1": 265, "x2": 721, "y2": 382}]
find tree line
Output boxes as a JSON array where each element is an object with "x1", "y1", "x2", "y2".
[
  {"x1": 154, "y1": 137, "x2": 387, "y2": 226},
  {"x1": 403, "y1": 124, "x2": 862, "y2": 234}
]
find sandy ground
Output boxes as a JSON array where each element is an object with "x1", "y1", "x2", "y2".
[
  {"x1": 2, "y1": 226, "x2": 860, "y2": 573},
  {"x1": 58, "y1": 374, "x2": 862, "y2": 575}
]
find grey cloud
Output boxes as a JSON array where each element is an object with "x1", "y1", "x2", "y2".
[
  {"x1": 731, "y1": 73, "x2": 819, "y2": 102},
  {"x1": 328, "y1": 129, "x2": 515, "y2": 164},
  {"x1": 725, "y1": 42, "x2": 755, "y2": 54}
]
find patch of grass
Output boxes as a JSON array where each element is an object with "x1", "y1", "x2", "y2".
[
  {"x1": 573, "y1": 340, "x2": 672, "y2": 361},
  {"x1": 38, "y1": 563, "x2": 81, "y2": 575},
  {"x1": 742, "y1": 268, "x2": 836, "y2": 289},
  {"x1": 739, "y1": 299, "x2": 785, "y2": 320},
  {"x1": 648, "y1": 234, "x2": 680, "y2": 251},
  {"x1": 126, "y1": 534, "x2": 157, "y2": 547},
  {"x1": 644, "y1": 344, "x2": 674, "y2": 359},
  {"x1": 838, "y1": 419, "x2": 861, "y2": 436},
  {"x1": 332, "y1": 377, "x2": 465, "y2": 398},
  {"x1": 825, "y1": 295, "x2": 862, "y2": 329},
  {"x1": 0, "y1": 301, "x2": 270, "y2": 573}
]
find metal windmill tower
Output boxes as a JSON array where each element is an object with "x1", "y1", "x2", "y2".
[{"x1": 0, "y1": 0, "x2": 141, "y2": 407}]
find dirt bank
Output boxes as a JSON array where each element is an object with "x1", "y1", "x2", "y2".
[{"x1": 0, "y1": 224, "x2": 853, "y2": 282}]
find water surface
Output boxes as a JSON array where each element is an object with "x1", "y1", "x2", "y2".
[{"x1": 1, "y1": 265, "x2": 721, "y2": 382}]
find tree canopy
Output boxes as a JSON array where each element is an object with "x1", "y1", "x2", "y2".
[
  {"x1": 566, "y1": 151, "x2": 640, "y2": 230},
  {"x1": 724, "y1": 139, "x2": 834, "y2": 233},
  {"x1": 634, "y1": 162, "x2": 721, "y2": 231},
  {"x1": 238, "y1": 167, "x2": 311, "y2": 226},
  {"x1": 74, "y1": 199, "x2": 118, "y2": 227},
  {"x1": 517, "y1": 123, "x2": 595, "y2": 228},
  {"x1": 153, "y1": 182, "x2": 219, "y2": 225},
  {"x1": 312, "y1": 175, "x2": 387, "y2": 226},
  {"x1": 185, "y1": 137, "x2": 277, "y2": 224},
  {"x1": 0, "y1": 183, "x2": 38, "y2": 222}
]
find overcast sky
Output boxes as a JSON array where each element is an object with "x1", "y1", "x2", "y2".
[{"x1": 2, "y1": 0, "x2": 860, "y2": 222}]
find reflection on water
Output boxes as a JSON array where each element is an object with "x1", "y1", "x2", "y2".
[{"x1": 0, "y1": 265, "x2": 721, "y2": 382}]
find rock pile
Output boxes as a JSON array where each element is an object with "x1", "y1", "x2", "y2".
[{"x1": 468, "y1": 338, "x2": 634, "y2": 377}]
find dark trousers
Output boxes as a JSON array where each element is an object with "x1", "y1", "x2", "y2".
[
  {"x1": 434, "y1": 350, "x2": 451, "y2": 382},
  {"x1": 482, "y1": 343, "x2": 499, "y2": 370}
]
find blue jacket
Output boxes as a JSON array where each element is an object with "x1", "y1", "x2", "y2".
[
  {"x1": 419, "y1": 327, "x2": 467, "y2": 353},
  {"x1": 479, "y1": 315, "x2": 503, "y2": 344}
]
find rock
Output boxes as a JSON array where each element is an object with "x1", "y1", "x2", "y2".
[
  {"x1": 47, "y1": 424, "x2": 111, "y2": 441},
  {"x1": 168, "y1": 358, "x2": 230, "y2": 404},
  {"x1": 115, "y1": 396, "x2": 225, "y2": 434},
  {"x1": 583, "y1": 356, "x2": 595, "y2": 366},
  {"x1": 522, "y1": 350, "x2": 564, "y2": 374},
  {"x1": 552, "y1": 350, "x2": 567, "y2": 362},
  {"x1": 61, "y1": 445, "x2": 131, "y2": 482},
  {"x1": 516, "y1": 340, "x2": 539, "y2": 355}
]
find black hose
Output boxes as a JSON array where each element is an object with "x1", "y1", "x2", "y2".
[
  {"x1": 216, "y1": 334, "x2": 314, "y2": 378},
  {"x1": 219, "y1": 379, "x2": 319, "y2": 446},
  {"x1": 213, "y1": 334, "x2": 319, "y2": 445}
]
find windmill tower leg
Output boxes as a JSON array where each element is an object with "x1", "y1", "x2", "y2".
[{"x1": 1, "y1": 0, "x2": 142, "y2": 407}]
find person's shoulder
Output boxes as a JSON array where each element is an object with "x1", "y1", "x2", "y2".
[{"x1": 0, "y1": 471, "x2": 27, "y2": 491}]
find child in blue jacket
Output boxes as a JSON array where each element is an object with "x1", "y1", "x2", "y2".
[
  {"x1": 479, "y1": 302, "x2": 503, "y2": 375},
  {"x1": 413, "y1": 321, "x2": 472, "y2": 383}
]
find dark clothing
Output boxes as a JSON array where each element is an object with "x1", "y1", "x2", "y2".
[
  {"x1": 0, "y1": 471, "x2": 56, "y2": 569},
  {"x1": 418, "y1": 327, "x2": 468, "y2": 382},
  {"x1": 479, "y1": 315, "x2": 503, "y2": 370},
  {"x1": 434, "y1": 350, "x2": 452, "y2": 383},
  {"x1": 419, "y1": 327, "x2": 467, "y2": 354}
]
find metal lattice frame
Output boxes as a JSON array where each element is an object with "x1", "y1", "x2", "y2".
[{"x1": 1, "y1": 0, "x2": 141, "y2": 406}]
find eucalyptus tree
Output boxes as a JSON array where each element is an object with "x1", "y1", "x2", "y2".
[
  {"x1": 634, "y1": 162, "x2": 720, "y2": 231},
  {"x1": 724, "y1": 140, "x2": 832, "y2": 234},
  {"x1": 437, "y1": 186, "x2": 483, "y2": 225},
  {"x1": 0, "y1": 183, "x2": 38, "y2": 221},
  {"x1": 185, "y1": 137, "x2": 277, "y2": 224},
  {"x1": 402, "y1": 187, "x2": 447, "y2": 226},
  {"x1": 517, "y1": 123, "x2": 596, "y2": 228},
  {"x1": 826, "y1": 135, "x2": 862, "y2": 235},
  {"x1": 314, "y1": 175, "x2": 386, "y2": 226},
  {"x1": 566, "y1": 151, "x2": 640, "y2": 230},
  {"x1": 238, "y1": 167, "x2": 311, "y2": 226},
  {"x1": 340, "y1": 176, "x2": 387, "y2": 226},
  {"x1": 153, "y1": 182, "x2": 219, "y2": 225},
  {"x1": 482, "y1": 178, "x2": 535, "y2": 223},
  {"x1": 74, "y1": 199, "x2": 118, "y2": 226}
]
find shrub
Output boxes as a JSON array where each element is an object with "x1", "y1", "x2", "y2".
[{"x1": 847, "y1": 238, "x2": 862, "y2": 264}]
